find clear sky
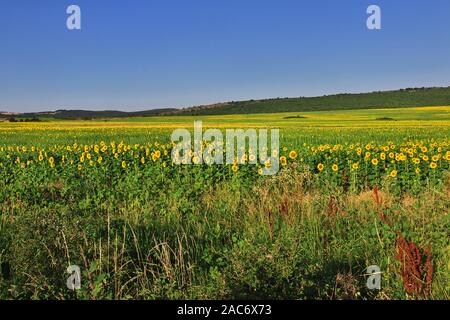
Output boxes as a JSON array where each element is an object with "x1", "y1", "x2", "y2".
[{"x1": 1, "y1": 0, "x2": 450, "y2": 112}]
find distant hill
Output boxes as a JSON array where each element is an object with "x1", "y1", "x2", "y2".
[
  {"x1": 41, "y1": 108, "x2": 179, "y2": 119},
  {"x1": 172, "y1": 86, "x2": 450, "y2": 115},
  {"x1": 0, "y1": 108, "x2": 178, "y2": 120},
  {"x1": 1, "y1": 86, "x2": 450, "y2": 120}
]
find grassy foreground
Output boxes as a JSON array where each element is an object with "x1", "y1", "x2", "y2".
[{"x1": 0, "y1": 107, "x2": 449, "y2": 300}]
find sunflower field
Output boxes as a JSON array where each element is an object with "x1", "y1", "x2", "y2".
[{"x1": 0, "y1": 120, "x2": 449, "y2": 300}]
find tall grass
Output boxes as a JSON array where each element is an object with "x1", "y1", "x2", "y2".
[{"x1": 1, "y1": 165, "x2": 448, "y2": 299}]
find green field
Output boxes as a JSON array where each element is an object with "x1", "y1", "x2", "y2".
[{"x1": 0, "y1": 106, "x2": 449, "y2": 300}]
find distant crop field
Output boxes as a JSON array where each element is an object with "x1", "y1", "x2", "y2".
[{"x1": 0, "y1": 106, "x2": 449, "y2": 300}]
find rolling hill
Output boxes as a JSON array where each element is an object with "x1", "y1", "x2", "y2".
[
  {"x1": 0, "y1": 108, "x2": 178, "y2": 120},
  {"x1": 1, "y1": 86, "x2": 450, "y2": 120},
  {"x1": 173, "y1": 86, "x2": 450, "y2": 115}
]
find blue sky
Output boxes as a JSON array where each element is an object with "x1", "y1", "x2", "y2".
[{"x1": 1, "y1": 0, "x2": 450, "y2": 112}]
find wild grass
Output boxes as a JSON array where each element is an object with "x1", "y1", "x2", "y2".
[{"x1": 0, "y1": 164, "x2": 448, "y2": 299}]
